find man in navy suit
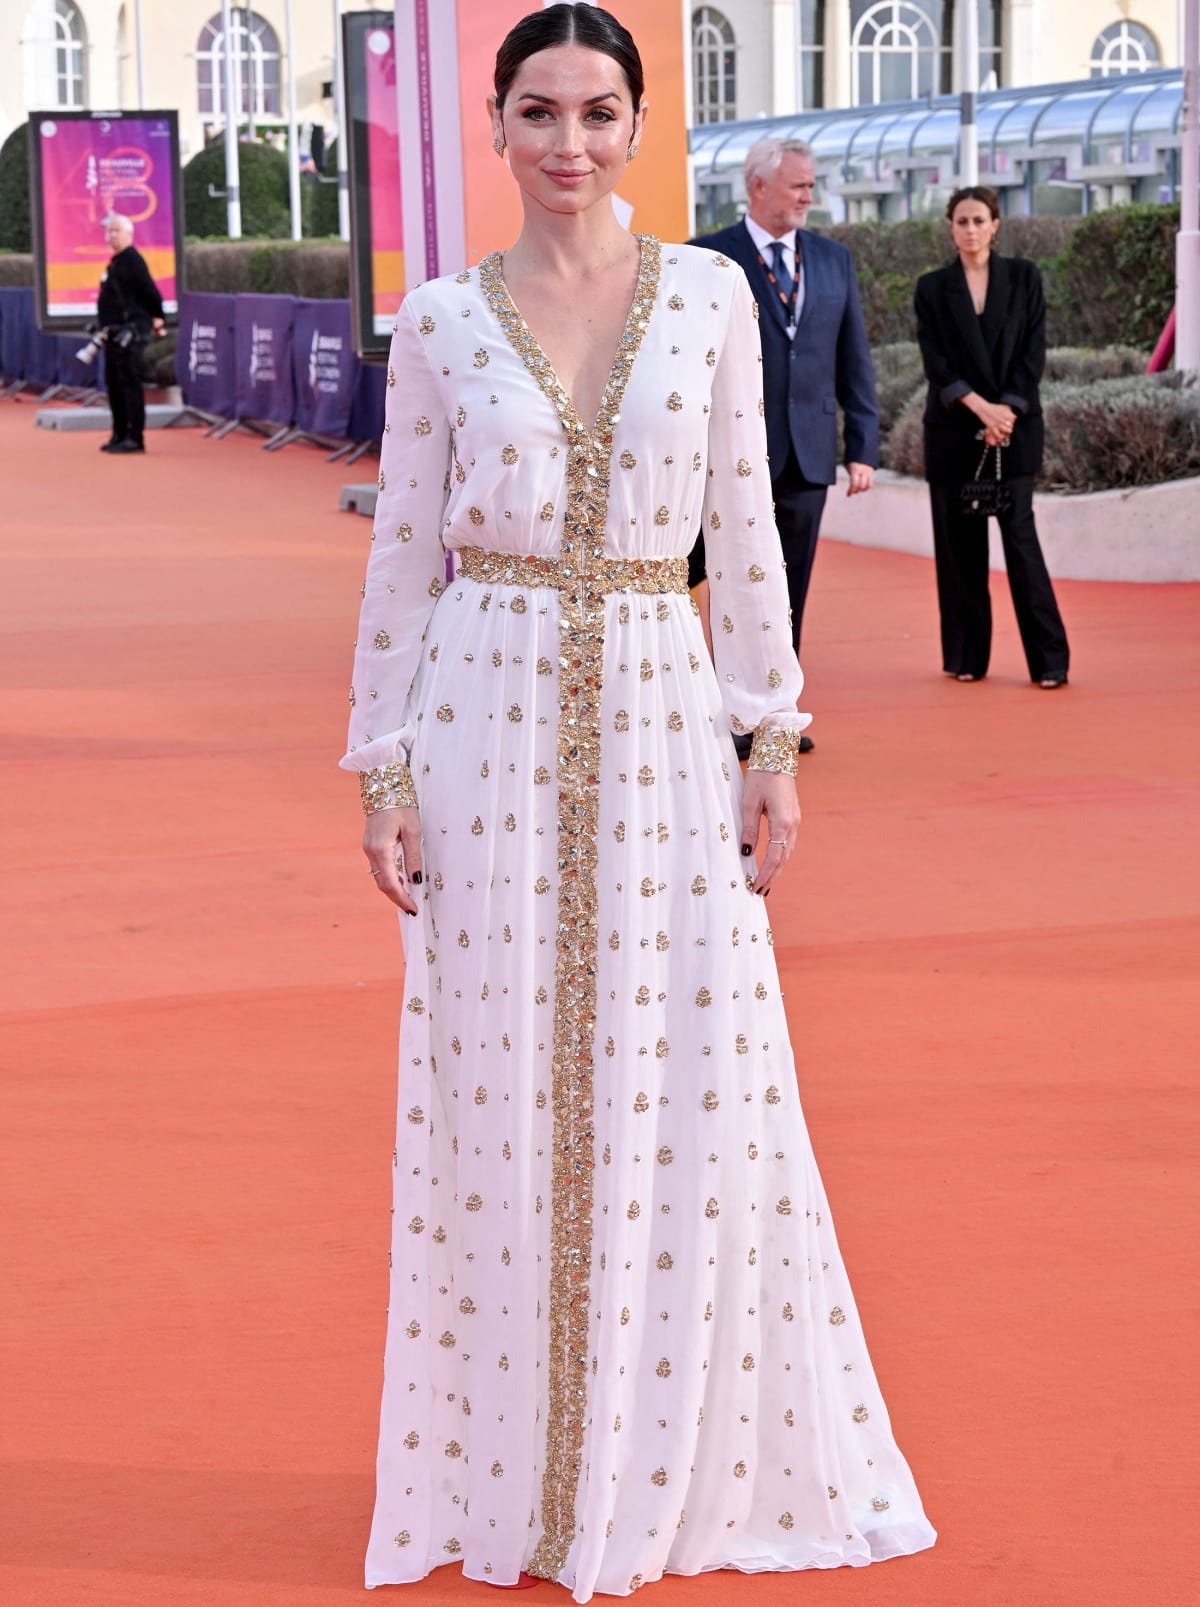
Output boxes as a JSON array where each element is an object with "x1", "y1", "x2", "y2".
[{"x1": 692, "y1": 138, "x2": 878, "y2": 753}]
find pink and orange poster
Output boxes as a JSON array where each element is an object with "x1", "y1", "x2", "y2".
[
  {"x1": 393, "y1": 0, "x2": 689, "y2": 289},
  {"x1": 363, "y1": 21, "x2": 404, "y2": 335},
  {"x1": 30, "y1": 111, "x2": 181, "y2": 325}
]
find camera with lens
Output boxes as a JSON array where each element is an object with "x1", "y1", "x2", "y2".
[
  {"x1": 75, "y1": 322, "x2": 106, "y2": 366},
  {"x1": 75, "y1": 321, "x2": 137, "y2": 366}
]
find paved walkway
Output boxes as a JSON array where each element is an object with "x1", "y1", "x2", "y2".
[{"x1": 1, "y1": 400, "x2": 1197, "y2": 1607}]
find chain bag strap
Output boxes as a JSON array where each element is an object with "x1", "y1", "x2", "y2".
[{"x1": 960, "y1": 440, "x2": 1013, "y2": 518}]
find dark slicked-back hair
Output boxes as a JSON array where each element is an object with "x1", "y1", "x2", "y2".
[
  {"x1": 946, "y1": 185, "x2": 1001, "y2": 222},
  {"x1": 494, "y1": 4, "x2": 644, "y2": 112}
]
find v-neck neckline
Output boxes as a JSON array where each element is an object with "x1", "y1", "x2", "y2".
[{"x1": 478, "y1": 235, "x2": 661, "y2": 443}]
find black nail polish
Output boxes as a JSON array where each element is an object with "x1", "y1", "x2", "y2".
[
  {"x1": 411, "y1": 871, "x2": 423, "y2": 885},
  {"x1": 741, "y1": 844, "x2": 752, "y2": 856}
]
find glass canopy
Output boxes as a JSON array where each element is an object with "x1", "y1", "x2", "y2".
[{"x1": 690, "y1": 67, "x2": 1184, "y2": 220}]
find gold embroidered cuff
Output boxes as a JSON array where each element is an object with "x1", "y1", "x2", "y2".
[
  {"x1": 747, "y1": 726, "x2": 801, "y2": 776},
  {"x1": 359, "y1": 762, "x2": 417, "y2": 814}
]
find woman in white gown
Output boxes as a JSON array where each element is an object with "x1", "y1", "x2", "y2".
[{"x1": 342, "y1": 6, "x2": 935, "y2": 1599}]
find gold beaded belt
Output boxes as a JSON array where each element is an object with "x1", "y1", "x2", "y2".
[{"x1": 458, "y1": 545, "x2": 689, "y2": 596}]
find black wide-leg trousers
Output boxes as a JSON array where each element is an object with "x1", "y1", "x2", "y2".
[
  {"x1": 688, "y1": 447, "x2": 828, "y2": 656},
  {"x1": 104, "y1": 340, "x2": 147, "y2": 446},
  {"x1": 772, "y1": 449, "x2": 829, "y2": 656},
  {"x1": 929, "y1": 476, "x2": 1069, "y2": 681}
]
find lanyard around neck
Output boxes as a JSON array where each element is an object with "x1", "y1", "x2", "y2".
[{"x1": 754, "y1": 232, "x2": 801, "y2": 328}]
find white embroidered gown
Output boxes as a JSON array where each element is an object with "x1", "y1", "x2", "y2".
[{"x1": 342, "y1": 238, "x2": 935, "y2": 1600}]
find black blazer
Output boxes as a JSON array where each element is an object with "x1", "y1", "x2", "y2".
[
  {"x1": 97, "y1": 245, "x2": 164, "y2": 334},
  {"x1": 914, "y1": 254, "x2": 1045, "y2": 484},
  {"x1": 691, "y1": 220, "x2": 878, "y2": 483}
]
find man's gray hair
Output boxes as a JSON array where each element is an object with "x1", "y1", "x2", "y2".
[
  {"x1": 744, "y1": 137, "x2": 814, "y2": 188},
  {"x1": 105, "y1": 212, "x2": 134, "y2": 236}
]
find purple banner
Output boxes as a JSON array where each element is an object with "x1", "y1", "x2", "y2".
[
  {"x1": 234, "y1": 295, "x2": 296, "y2": 426},
  {"x1": 178, "y1": 292, "x2": 237, "y2": 419},
  {"x1": 24, "y1": 316, "x2": 59, "y2": 387},
  {"x1": 347, "y1": 359, "x2": 388, "y2": 445},
  {"x1": 291, "y1": 299, "x2": 357, "y2": 439},
  {"x1": 414, "y1": 0, "x2": 440, "y2": 279},
  {"x1": 0, "y1": 287, "x2": 32, "y2": 381},
  {"x1": 54, "y1": 333, "x2": 106, "y2": 390}
]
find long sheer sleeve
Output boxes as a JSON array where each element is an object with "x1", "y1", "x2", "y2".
[
  {"x1": 339, "y1": 296, "x2": 452, "y2": 811},
  {"x1": 702, "y1": 266, "x2": 811, "y2": 774}
]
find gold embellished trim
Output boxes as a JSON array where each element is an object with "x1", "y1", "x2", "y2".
[
  {"x1": 459, "y1": 546, "x2": 686, "y2": 597},
  {"x1": 747, "y1": 725, "x2": 800, "y2": 776},
  {"x1": 480, "y1": 235, "x2": 661, "y2": 1582},
  {"x1": 359, "y1": 762, "x2": 417, "y2": 814}
]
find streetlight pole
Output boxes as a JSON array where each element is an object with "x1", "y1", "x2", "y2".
[
  {"x1": 333, "y1": 0, "x2": 350, "y2": 241},
  {"x1": 133, "y1": 0, "x2": 146, "y2": 108},
  {"x1": 221, "y1": 0, "x2": 242, "y2": 238},
  {"x1": 1178, "y1": 0, "x2": 1200, "y2": 374},
  {"x1": 958, "y1": 0, "x2": 980, "y2": 186},
  {"x1": 285, "y1": 0, "x2": 301, "y2": 241}
]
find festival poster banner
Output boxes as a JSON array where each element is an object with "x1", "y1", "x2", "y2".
[
  {"x1": 234, "y1": 294, "x2": 297, "y2": 426},
  {"x1": 346, "y1": 12, "x2": 404, "y2": 357},
  {"x1": 177, "y1": 292, "x2": 237, "y2": 419},
  {"x1": 292, "y1": 298, "x2": 358, "y2": 439},
  {"x1": 28, "y1": 110, "x2": 184, "y2": 330},
  {"x1": 452, "y1": 0, "x2": 690, "y2": 268}
]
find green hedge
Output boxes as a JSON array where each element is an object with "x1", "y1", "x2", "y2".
[
  {"x1": 823, "y1": 206, "x2": 1176, "y2": 350},
  {"x1": 1048, "y1": 203, "x2": 1179, "y2": 351},
  {"x1": 0, "y1": 126, "x2": 31, "y2": 253},
  {"x1": 183, "y1": 139, "x2": 292, "y2": 240},
  {"x1": 884, "y1": 365, "x2": 1199, "y2": 493},
  {"x1": 0, "y1": 253, "x2": 33, "y2": 285},
  {"x1": 184, "y1": 238, "x2": 348, "y2": 297},
  {"x1": 0, "y1": 242, "x2": 349, "y2": 297}
]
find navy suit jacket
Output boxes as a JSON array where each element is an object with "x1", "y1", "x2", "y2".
[{"x1": 690, "y1": 220, "x2": 878, "y2": 484}]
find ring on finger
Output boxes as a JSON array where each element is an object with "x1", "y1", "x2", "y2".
[{"x1": 768, "y1": 838, "x2": 788, "y2": 846}]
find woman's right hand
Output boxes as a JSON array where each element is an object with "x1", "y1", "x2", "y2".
[
  {"x1": 964, "y1": 393, "x2": 1016, "y2": 442},
  {"x1": 363, "y1": 806, "x2": 423, "y2": 915}
]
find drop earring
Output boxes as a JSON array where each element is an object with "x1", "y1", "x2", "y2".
[
  {"x1": 627, "y1": 142, "x2": 639, "y2": 162},
  {"x1": 494, "y1": 135, "x2": 506, "y2": 157}
]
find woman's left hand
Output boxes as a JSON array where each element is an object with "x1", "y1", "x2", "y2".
[{"x1": 740, "y1": 770, "x2": 802, "y2": 895}]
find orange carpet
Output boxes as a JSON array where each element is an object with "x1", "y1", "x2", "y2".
[{"x1": 1, "y1": 401, "x2": 1196, "y2": 1607}]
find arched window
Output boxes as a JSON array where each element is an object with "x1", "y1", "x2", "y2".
[
  {"x1": 1090, "y1": 21, "x2": 1161, "y2": 79},
  {"x1": 800, "y1": 0, "x2": 826, "y2": 110},
  {"x1": 197, "y1": 11, "x2": 282, "y2": 121},
  {"x1": 692, "y1": 7, "x2": 737, "y2": 125},
  {"x1": 851, "y1": 2, "x2": 943, "y2": 106},
  {"x1": 21, "y1": 0, "x2": 88, "y2": 110}
]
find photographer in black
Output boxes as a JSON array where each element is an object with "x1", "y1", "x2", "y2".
[{"x1": 96, "y1": 213, "x2": 165, "y2": 454}]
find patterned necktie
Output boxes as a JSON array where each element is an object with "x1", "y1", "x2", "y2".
[{"x1": 769, "y1": 239, "x2": 794, "y2": 303}]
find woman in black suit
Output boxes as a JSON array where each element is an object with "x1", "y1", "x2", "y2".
[{"x1": 914, "y1": 187, "x2": 1069, "y2": 687}]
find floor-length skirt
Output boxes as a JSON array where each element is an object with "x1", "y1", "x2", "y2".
[{"x1": 365, "y1": 571, "x2": 936, "y2": 1599}]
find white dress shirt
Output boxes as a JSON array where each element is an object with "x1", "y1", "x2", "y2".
[{"x1": 744, "y1": 215, "x2": 806, "y2": 330}]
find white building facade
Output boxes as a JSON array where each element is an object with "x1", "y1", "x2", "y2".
[
  {"x1": 691, "y1": 0, "x2": 1182, "y2": 124},
  {"x1": 0, "y1": 0, "x2": 386, "y2": 156}
]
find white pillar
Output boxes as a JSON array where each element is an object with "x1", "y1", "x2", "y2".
[
  {"x1": 767, "y1": 0, "x2": 797, "y2": 114},
  {"x1": 1177, "y1": 0, "x2": 1200, "y2": 374},
  {"x1": 1005, "y1": 0, "x2": 1037, "y2": 88},
  {"x1": 957, "y1": 0, "x2": 980, "y2": 184},
  {"x1": 133, "y1": 0, "x2": 146, "y2": 108},
  {"x1": 825, "y1": 0, "x2": 853, "y2": 109},
  {"x1": 285, "y1": 0, "x2": 301, "y2": 241},
  {"x1": 333, "y1": 0, "x2": 350, "y2": 242},
  {"x1": 221, "y1": 0, "x2": 242, "y2": 238}
]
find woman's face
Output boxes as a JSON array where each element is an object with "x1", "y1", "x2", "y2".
[
  {"x1": 490, "y1": 42, "x2": 645, "y2": 218},
  {"x1": 950, "y1": 200, "x2": 1000, "y2": 256}
]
